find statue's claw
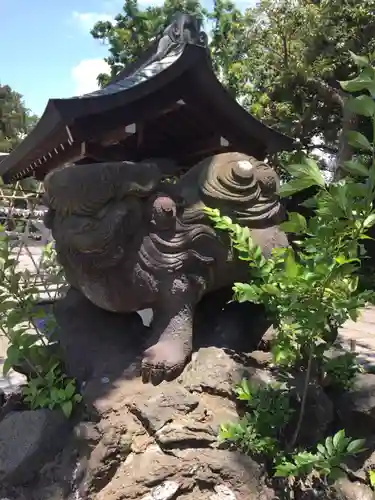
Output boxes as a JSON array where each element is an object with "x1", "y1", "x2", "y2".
[{"x1": 141, "y1": 339, "x2": 190, "y2": 385}]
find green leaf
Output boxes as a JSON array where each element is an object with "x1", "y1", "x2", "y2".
[
  {"x1": 0, "y1": 300, "x2": 19, "y2": 312},
  {"x1": 325, "y1": 436, "x2": 334, "y2": 456},
  {"x1": 61, "y1": 400, "x2": 73, "y2": 418},
  {"x1": 349, "y1": 52, "x2": 370, "y2": 68},
  {"x1": 342, "y1": 160, "x2": 369, "y2": 177},
  {"x1": 51, "y1": 387, "x2": 60, "y2": 402},
  {"x1": 279, "y1": 212, "x2": 307, "y2": 234},
  {"x1": 58, "y1": 388, "x2": 67, "y2": 399},
  {"x1": 279, "y1": 178, "x2": 317, "y2": 198},
  {"x1": 20, "y1": 333, "x2": 39, "y2": 349},
  {"x1": 233, "y1": 283, "x2": 261, "y2": 303},
  {"x1": 335, "y1": 256, "x2": 360, "y2": 266},
  {"x1": 261, "y1": 284, "x2": 281, "y2": 296},
  {"x1": 272, "y1": 344, "x2": 296, "y2": 366},
  {"x1": 367, "y1": 83, "x2": 375, "y2": 97},
  {"x1": 274, "y1": 461, "x2": 298, "y2": 477},
  {"x1": 317, "y1": 443, "x2": 326, "y2": 456},
  {"x1": 368, "y1": 469, "x2": 375, "y2": 487},
  {"x1": 218, "y1": 425, "x2": 232, "y2": 441},
  {"x1": 203, "y1": 207, "x2": 220, "y2": 218},
  {"x1": 329, "y1": 467, "x2": 345, "y2": 481},
  {"x1": 300, "y1": 197, "x2": 317, "y2": 209},
  {"x1": 346, "y1": 438, "x2": 366, "y2": 454},
  {"x1": 2, "y1": 357, "x2": 12, "y2": 376},
  {"x1": 285, "y1": 159, "x2": 325, "y2": 187},
  {"x1": 293, "y1": 452, "x2": 317, "y2": 466},
  {"x1": 347, "y1": 95, "x2": 375, "y2": 117},
  {"x1": 235, "y1": 378, "x2": 252, "y2": 400},
  {"x1": 73, "y1": 393, "x2": 82, "y2": 403},
  {"x1": 346, "y1": 131, "x2": 372, "y2": 152},
  {"x1": 64, "y1": 381, "x2": 76, "y2": 399},
  {"x1": 333, "y1": 429, "x2": 346, "y2": 449},
  {"x1": 284, "y1": 250, "x2": 299, "y2": 278},
  {"x1": 340, "y1": 68, "x2": 375, "y2": 94},
  {"x1": 5, "y1": 344, "x2": 21, "y2": 366},
  {"x1": 348, "y1": 276, "x2": 360, "y2": 293},
  {"x1": 364, "y1": 214, "x2": 375, "y2": 229}
]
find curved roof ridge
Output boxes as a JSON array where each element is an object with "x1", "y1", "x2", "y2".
[
  {"x1": 0, "y1": 12, "x2": 296, "y2": 183},
  {"x1": 108, "y1": 11, "x2": 208, "y2": 86}
]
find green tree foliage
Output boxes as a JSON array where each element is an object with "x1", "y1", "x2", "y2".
[
  {"x1": 91, "y1": 0, "x2": 207, "y2": 87},
  {"x1": 0, "y1": 84, "x2": 38, "y2": 153},
  {"x1": 91, "y1": 0, "x2": 375, "y2": 164},
  {"x1": 238, "y1": 0, "x2": 375, "y2": 168}
]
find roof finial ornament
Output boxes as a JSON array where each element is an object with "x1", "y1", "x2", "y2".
[
  {"x1": 153, "y1": 12, "x2": 208, "y2": 63},
  {"x1": 166, "y1": 12, "x2": 207, "y2": 46}
]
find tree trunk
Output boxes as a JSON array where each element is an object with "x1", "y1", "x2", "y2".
[
  {"x1": 334, "y1": 104, "x2": 358, "y2": 181},
  {"x1": 307, "y1": 78, "x2": 356, "y2": 181}
]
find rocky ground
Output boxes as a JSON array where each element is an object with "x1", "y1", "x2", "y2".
[
  {"x1": 340, "y1": 308, "x2": 375, "y2": 370},
  {"x1": 1, "y1": 289, "x2": 375, "y2": 500}
]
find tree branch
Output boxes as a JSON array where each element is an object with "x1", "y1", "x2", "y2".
[
  {"x1": 306, "y1": 143, "x2": 338, "y2": 155},
  {"x1": 282, "y1": 32, "x2": 288, "y2": 69},
  {"x1": 334, "y1": 105, "x2": 358, "y2": 181},
  {"x1": 288, "y1": 348, "x2": 313, "y2": 451},
  {"x1": 306, "y1": 78, "x2": 345, "y2": 108}
]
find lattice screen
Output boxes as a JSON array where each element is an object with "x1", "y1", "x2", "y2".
[
  {"x1": 0, "y1": 180, "x2": 67, "y2": 301},
  {"x1": 0, "y1": 180, "x2": 68, "y2": 392}
]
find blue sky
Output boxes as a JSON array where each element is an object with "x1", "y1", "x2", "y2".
[{"x1": 0, "y1": 0, "x2": 255, "y2": 117}]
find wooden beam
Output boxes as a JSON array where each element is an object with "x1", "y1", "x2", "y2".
[
  {"x1": 85, "y1": 142, "x2": 128, "y2": 162},
  {"x1": 100, "y1": 127, "x2": 135, "y2": 147},
  {"x1": 98, "y1": 101, "x2": 183, "y2": 147},
  {"x1": 178, "y1": 145, "x2": 230, "y2": 165},
  {"x1": 32, "y1": 142, "x2": 86, "y2": 180}
]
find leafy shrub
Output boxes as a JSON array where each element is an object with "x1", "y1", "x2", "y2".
[
  {"x1": 0, "y1": 225, "x2": 81, "y2": 418},
  {"x1": 22, "y1": 363, "x2": 82, "y2": 418},
  {"x1": 40, "y1": 240, "x2": 67, "y2": 298},
  {"x1": 220, "y1": 380, "x2": 364, "y2": 483},
  {"x1": 206, "y1": 52, "x2": 375, "y2": 373},
  {"x1": 206, "y1": 51, "x2": 375, "y2": 489},
  {"x1": 322, "y1": 352, "x2": 363, "y2": 391},
  {"x1": 275, "y1": 430, "x2": 365, "y2": 481},
  {"x1": 219, "y1": 379, "x2": 293, "y2": 458}
]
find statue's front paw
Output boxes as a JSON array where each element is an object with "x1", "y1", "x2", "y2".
[{"x1": 141, "y1": 340, "x2": 191, "y2": 385}]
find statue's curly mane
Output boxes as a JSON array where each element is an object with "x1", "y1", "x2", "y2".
[
  {"x1": 138, "y1": 217, "x2": 220, "y2": 272},
  {"x1": 48, "y1": 197, "x2": 223, "y2": 278},
  {"x1": 198, "y1": 153, "x2": 283, "y2": 227}
]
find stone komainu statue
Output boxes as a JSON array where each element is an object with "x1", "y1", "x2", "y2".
[{"x1": 43, "y1": 152, "x2": 288, "y2": 384}]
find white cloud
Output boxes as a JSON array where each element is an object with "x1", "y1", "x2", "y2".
[
  {"x1": 71, "y1": 59, "x2": 110, "y2": 96},
  {"x1": 72, "y1": 11, "x2": 115, "y2": 32}
]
